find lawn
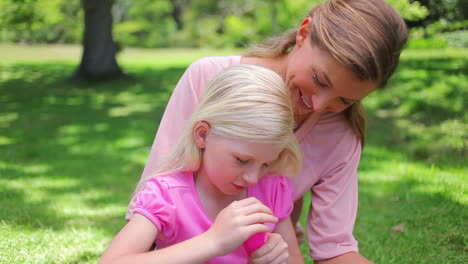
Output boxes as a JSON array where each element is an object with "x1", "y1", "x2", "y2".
[{"x1": 0, "y1": 44, "x2": 466, "y2": 263}]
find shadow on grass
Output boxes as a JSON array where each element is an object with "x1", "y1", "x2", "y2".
[
  {"x1": 355, "y1": 54, "x2": 467, "y2": 263},
  {"x1": 0, "y1": 62, "x2": 185, "y2": 235},
  {"x1": 356, "y1": 175, "x2": 466, "y2": 263},
  {"x1": 363, "y1": 55, "x2": 467, "y2": 167}
]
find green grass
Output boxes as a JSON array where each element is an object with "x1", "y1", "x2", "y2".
[{"x1": 0, "y1": 44, "x2": 466, "y2": 263}]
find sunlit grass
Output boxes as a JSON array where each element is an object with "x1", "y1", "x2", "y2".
[
  {"x1": 0, "y1": 43, "x2": 240, "y2": 67},
  {"x1": 1, "y1": 44, "x2": 467, "y2": 263}
]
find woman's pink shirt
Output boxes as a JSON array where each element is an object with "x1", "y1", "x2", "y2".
[{"x1": 127, "y1": 55, "x2": 362, "y2": 260}]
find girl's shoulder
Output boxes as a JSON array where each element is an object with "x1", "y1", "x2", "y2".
[{"x1": 250, "y1": 175, "x2": 295, "y2": 220}]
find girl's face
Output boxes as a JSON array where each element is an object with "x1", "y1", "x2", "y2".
[
  {"x1": 285, "y1": 18, "x2": 377, "y2": 122},
  {"x1": 195, "y1": 126, "x2": 283, "y2": 198}
]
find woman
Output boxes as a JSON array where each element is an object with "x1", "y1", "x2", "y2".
[{"x1": 127, "y1": 0, "x2": 408, "y2": 263}]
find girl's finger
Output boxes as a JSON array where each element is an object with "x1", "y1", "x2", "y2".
[
  {"x1": 237, "y1": 201, "x2": 274, "y2": 216},
  {"x1": 252, "y1": 233, "x2": 283, "y2": 256},
  {"x1": 243, "y1": 223, "x2": 273, "y2": 237},
  {"x1": 242, "y1": 213, "x2": 278, "y2": 226}
]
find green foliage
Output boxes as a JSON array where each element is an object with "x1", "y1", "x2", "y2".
[
  {"x1": 419, "y1": 0, "x2": 466, "y2": 23},
  {"x1": 364, "y1": 48, "x2": 467, "y2": 164},
  {"x1": 113, "y1": 0, "x2": 178, "y2": 48},
  {"x1": 439, "y1": 30, "x2": 468, "y2": 48},
  {"x1": 385, "y1": 0, "x2": 429, "y2": 21},
  {"x1": 426, "y1": 20, "x2": 468, "y2": 36},
  {"x1": 0, "y1": 0, "x2": 434, "y2": 48},
  {"x1": 406, "y1": 37, "x2": 448, "y2": 49},
  {"x1": 0, "y1": 0, "x2": 82, "y2": 43}
]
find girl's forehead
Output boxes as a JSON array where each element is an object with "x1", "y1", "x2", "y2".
[{"x1": 216, "y1": 137, "x2": 284, "y2": 162}]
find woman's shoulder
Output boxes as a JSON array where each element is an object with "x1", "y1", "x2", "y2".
[
  {"x1": 309, "y1": 112, "x2": 359, "y2": 144},
  {"x1": 189, "y1": 55, "x2": 242, "y2": 71},
  {"x1": 145, "y1": 171, "x2": 193, "y2": 190},
  {"x1": 299, "y1": 111, "x2": 361, "y2": 161}
]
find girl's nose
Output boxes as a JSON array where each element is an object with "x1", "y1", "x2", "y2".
[{"x1": 242, "y1": 168, "x2": 261, "y2": 185}]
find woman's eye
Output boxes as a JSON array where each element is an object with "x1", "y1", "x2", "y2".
[
  {"x1": 341, "y1": 98, "x2": 353, "y2": 105},
  {"x1": 236, "y1": 157, "x2": 248, "y2": 164},
  {"x1": 314, "y1": 73, "x2": 326, "y2": 87}
]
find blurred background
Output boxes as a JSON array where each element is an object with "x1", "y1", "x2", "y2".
[
  {"x1": 1, "y1": 0, "x2": 466, "y2": 49},
  {"x1": 0, "y1": 0, "x2": 466, "y2": 263}
]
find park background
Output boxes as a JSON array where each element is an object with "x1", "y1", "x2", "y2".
[{"x1": 0, "y1": 0, "x2": 466, "y2": 263}]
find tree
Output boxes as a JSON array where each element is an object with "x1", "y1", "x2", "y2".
[{"x1": 73, "y1": 0, "x2": 125, "y2": 81}]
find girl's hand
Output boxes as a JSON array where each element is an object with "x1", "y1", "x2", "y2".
[
  {"x1": 204, "y1": 197, "x2": 278, "y2": 256},
  {"x1": 248, "y1": 233, "x2": 289, "y2": 264}
]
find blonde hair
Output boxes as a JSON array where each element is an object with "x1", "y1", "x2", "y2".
[
  {"x1": 245, "y1": 0, "x2": 408, "y2": 145},
  {"x1": 133, "y1": 64, "x2": 302, "y2": 197}
]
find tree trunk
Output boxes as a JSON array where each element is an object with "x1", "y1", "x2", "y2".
[
  {"x1": 271, "y1": 0, "x2": 278, "y2": 35},
  {"x1": 73, "y1": 0, "x2": 124, "y2": 81},
  {"x1": 169, "y1": 0, "x2": 184, "y2": 31}
]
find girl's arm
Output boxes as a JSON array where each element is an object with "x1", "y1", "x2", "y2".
[
  {"x1": 276, "y1": 217, "x2": 305, "y2": 264},
  {"x1": 99, "y1": 214, "x2": 218, "y2": 264},
  {"x1": 249, "y1": 217, "x2": 304, "y2": 264},
  {"x1": 101, "y1": 197, "x2": 277, "y2": 264}
]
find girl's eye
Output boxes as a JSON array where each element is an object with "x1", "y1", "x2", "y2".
[
  {"x1": 262, "y1": 163, "x2": 270, "y2": 168},
  {"x1": 313, "y1": 73, "x2": 326, "y2": 87}
]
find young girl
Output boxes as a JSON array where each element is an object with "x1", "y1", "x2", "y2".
[{"x1": 99, "y1": 65, "x2": 304, "y2": 264}]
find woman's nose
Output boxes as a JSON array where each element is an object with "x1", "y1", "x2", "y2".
[{"x1": 311, "y1": 93, "x2": 331, "y2": 112}]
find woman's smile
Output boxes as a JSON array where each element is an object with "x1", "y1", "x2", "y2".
[{"x1": 299, "y1": 89, "x2": 313, "y2": 109}]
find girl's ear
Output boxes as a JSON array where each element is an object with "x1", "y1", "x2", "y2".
[
  {"x1": 193, "y1": 121, "x2": 210, "y2": 149},
  {"x1": 296, "y1": 17, "x2": 312, "y2": 47}
]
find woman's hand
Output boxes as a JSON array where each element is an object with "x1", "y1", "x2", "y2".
[
  {"x1": 248, "y1": 233, "x2": 289, "y2": 264},
  {"x1": 204, "y1": 197, "x2": 278, "y2": 256}
]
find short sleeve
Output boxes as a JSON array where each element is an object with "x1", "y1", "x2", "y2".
[
  {"x1": 274, "y1": 177, "x2": 295, "y2": 220},
  {"x1": 133, "y1": 178, "x2": 176, "y2": 238},
  {"x1": 257, "y1": 176, "x2": 295, "y2": 221},
  {"x1": 307, "y1": 134, "x2": 361, "y2": 260}
]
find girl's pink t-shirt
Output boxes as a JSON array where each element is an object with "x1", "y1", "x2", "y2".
[
  {"x1": 134, "y1": 171, "x2": 294, "y2": 264},
  {"x1": 128, "y1": 55, "x2": 362, "y2": 260}
]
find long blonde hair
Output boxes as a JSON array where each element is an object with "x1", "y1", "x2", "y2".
[
  {"x1": 245, "y1": 0, "x2": 408, "y2": 146},
  {"x1": 133, "y1": 64, "x2": 302, "y2": 197}
]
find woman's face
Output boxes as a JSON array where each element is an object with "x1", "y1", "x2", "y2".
[{"x1": 285, "y1": 20, "x2": 377, "y2": 122}]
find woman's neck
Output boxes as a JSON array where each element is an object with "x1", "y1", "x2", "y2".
[{"x1": 241, "y1": 55, "x2": 290, "y2": 79}]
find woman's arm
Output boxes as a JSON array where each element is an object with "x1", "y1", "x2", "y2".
[
  {"x1": 315, "y1": 252, "x2": 374, "y2": 264},
  {"x1": 99, "y1": 214, "x2": 218, "y2": 264},
  {"x1": 275, "y1": 217, "x2": 305, "y2": 264}
]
